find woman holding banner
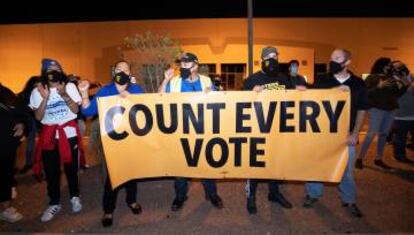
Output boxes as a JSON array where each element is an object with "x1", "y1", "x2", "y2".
[{"x1": 78, "y1": 60, "x2": 145, "y2": 227}]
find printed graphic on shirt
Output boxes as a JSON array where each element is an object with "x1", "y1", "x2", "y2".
[
  {"x1": 264, "y1": 82, "x2": 286, "y2": 90},
  {"x1": 45, "y1": 95, "x2": 71, "y2": 122}
]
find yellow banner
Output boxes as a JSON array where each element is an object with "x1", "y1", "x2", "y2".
[{"x1": 98, "y1": 90, "x2": 350, "y2": 188}]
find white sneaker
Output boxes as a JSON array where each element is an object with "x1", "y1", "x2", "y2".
[
  {"x1": 70, "y1": 197, "x2": 82, "y2": 213},
  {"x1": 41, "y1": 205, "x2": 61, "y2": 222},
  {"x1": 0, "y1": 207, "x2": 23, "y2": 223}
]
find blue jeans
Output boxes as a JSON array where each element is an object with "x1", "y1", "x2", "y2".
[
  {"x1": 393, "y1": 119, "x2": 414, "y2": 158},
  {"x1": 359, "y1": 108, "x2": 395, "y2": 160},
  {"x1": 305, "y1": 146, "x2": 356, "y2": 204},
  {"x1": 174, "y1": 178, "x2": 217, "y2": 199}
]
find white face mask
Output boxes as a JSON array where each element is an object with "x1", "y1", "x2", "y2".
[{"x1": 290, "y1": 66, "x2": 298, "y2": 75}]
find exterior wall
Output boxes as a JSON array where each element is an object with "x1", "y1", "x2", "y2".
[{"x1": 0, "y1": 18, "x2": 413, "y2": 92}]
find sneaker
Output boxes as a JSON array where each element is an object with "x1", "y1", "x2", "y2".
[
  {"x1": 303, "y1": 195, "x2": 319, "y2": 208},
  {"x1": 41, "y1": 205, "x2": 61, "y2": 222},
  {"x1": 70, "y1": 197, "x2": 82, "y2": 213},
  {"x1": 246, "y1": 197, "x2": 257, "y2": 214},
  {"x1": 343, "y1": 203, "x2": 363, "y2": 217},
  {"x1": 355, "y1": 159, "x2": 364, "y2": 169},
  {"x1": 268, "y1": 192, "x2": 292, "y2": 209},
  {"x1": 11, "y1": 187, "x2": 17, "y2": 199},
  {"x1": 0, "y1": 207, "x2": 23, "y2": 223},
  {"x1": 374, "y1": 160, "x2": 392, "y2": 170}
]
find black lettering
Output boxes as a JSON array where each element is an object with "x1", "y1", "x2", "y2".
[
  {"x1": 229, "y1": 137, "x2": 248, "y2": 167},
  {"x1": 180, "y1": 138, "x2": 203, "y2": 167},
  {"x1": 129, "y1": 104, "x2": 153, "y2": 136},
  {"x1": 236, "y1": 102, "x2": 252, "y2": 133},
  {"x1": 183, "y1": 103, "x2": 204, "y2": 134},
  {"x1": 299, "y1": 101, "x2": 321, "y2": 133},
  {"x1": 250, "y1": 138, "x2": 266, "y2": 167},
  {"x1": 206, "y1": 103, "x2": 225, "y2": 134},
  {"x1": 322, "y1": 101, "x2": 346, "y2": 133},
  {"x1": 156, "y1": 104, "x2": 178, "y2": 134},
  {"x1": 254, "y1": 101, "x2": 277, "y2": 133},
  {"x1": 105, "y1": 106, "x2": 128, "y2": 140},
  {"x1": 280, "y1": 101, "x2": 295, "y2": 132},
  {"x1": 206, "y1": 137, "x2": 229, "y2": 168}
]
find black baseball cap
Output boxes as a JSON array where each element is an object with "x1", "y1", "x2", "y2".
[{"x1": 177, "y1": 52, "x2": 199, "y2": 64}]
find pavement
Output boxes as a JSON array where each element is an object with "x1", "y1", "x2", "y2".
[{"x1": 0, "y1": 137, "x2": 413, "y2": 234}]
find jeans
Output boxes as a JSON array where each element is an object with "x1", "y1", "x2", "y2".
[
  {"x1": 393, "y1": 119, "x2": 414, "y2": 158},
  {"x1": 359, "y1": 108, "x2": 395, "y2": 160},
  {"x1": 305, "y1": 145, "x2": 356, "y2": 204},
  {"x1": 174, "y1": 178, "x2": 217, "y2": 200}
]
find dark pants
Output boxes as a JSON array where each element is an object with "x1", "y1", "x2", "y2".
[
  {"x1": 393, "y1": 119, "x2": 414, "y2": 158},
  {"x1": 0, "y1": 139, "x2": 18, "y2": 203},
  {"x1": 24, "y1": 118, "x2": 37, "y2": 166},
  {"x1": 174, "y1": 178, "x2": 217, "y2": 200},
  {"x1": 102, "y1": 177, "x2": 137, "y2": 214},
  {"x1": 42, "y1": 137, "x2": 79, "y2": 205},
  {"x1": 246, "y1": 179, "x2": 281, "y2": 199}
]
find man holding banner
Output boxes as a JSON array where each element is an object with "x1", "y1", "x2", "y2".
[
  {"x1": 243, "y1": 46, "x2": 306, "y2": 214},
  {"x1": 159, "y1": 52, "x2": 224, "y2": 211},
  {"x1": 78, "y1": 61, "x2": 145, "y2": 227},
  {"x1": 304, "y1": 49, "x2": 368, "y2": 217}
]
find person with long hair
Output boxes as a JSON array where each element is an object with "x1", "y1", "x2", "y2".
[
  {"x1": 29, "y1": 58, "x2": 84, "y2": 222},
  {"x1": 356, "y1": 58, "x2": 407, "y2": 170}
]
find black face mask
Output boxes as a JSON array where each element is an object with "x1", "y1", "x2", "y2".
[
  {"x1": 261, "y1": 58, "x2": 279, "y2": 77},
  {"x1": 114, "y1": 71, "x2": 131, "y2": 85},
  {"x1": 180, "y1": 67, "x2": 192, "y2": 79},
  {"x1": 329, "y1": 61, "x2": 346, "y2": 74},
  {"x1": 45, "y1": 71, "x2": 66, "y2": 83}
]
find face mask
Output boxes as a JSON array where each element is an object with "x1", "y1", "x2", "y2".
[
  {"x1": 329, "y1": 60, "x2": 346, "y2": 74},
  {"x1": 290, "y1": 66, "x2": 298, "y2": 75},
  {"x1": 261, "y1": 58, "x2": 279, "y2": 77},
  {"x1": 113, "y1": 71, "x2": 131, "y2": 85},
  {"x1": 180, "y1": 67, "x2": 192, "y2": 79},
  {"x1": 46, "y1": 71, "x2": 65, "y2": 83}
]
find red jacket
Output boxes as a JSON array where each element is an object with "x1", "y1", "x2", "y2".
[{"x1": 33, "y1": 119, "x2": 85, "y2": 176}]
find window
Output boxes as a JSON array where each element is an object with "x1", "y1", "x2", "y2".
[
  {"x1": 220, "y1": 64, "x2": 246, "y2": 90},
  {"x1": 199, "y1": 64, "x2": 217, "y2": 78}
]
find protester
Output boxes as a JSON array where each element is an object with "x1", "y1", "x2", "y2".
[
  {"x1": 78, "y1": 60, "x2": 144, "y2": 227},
  {"x1": 391, "y1": 62, "x2": 414, "y2": 163},
  {"x1": 159, "y1": 52, "x2": 224, "y2": 211},
  {"x1": 304, "y1": 49, "x2": 368, "y2": 217},
  {"x1": 0, "y1": 83, "x2": 25, "y2": 223},
  {"x1": 287, "y1": 59, "x2": 307, "y2": 86},
  {"x1": 356, "y1": 58, "x2": 407, "y2": 170},
  {"x1": 30, "y1": 58, "x2": 84, "y2": 222},
  {"x1": 242, "y1": 46, "x2": 302, "y2": 214}
]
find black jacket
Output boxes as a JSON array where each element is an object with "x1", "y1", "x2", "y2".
[
  {"x1": 312, "y1": 73, "x2": 369, "y2": 132},
  {"x1": 0, "y1": 84, "x2": 28, "y2": 146},
  {"x1": 365, "y1": 74, "x2": 407, "y2": 110}
]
